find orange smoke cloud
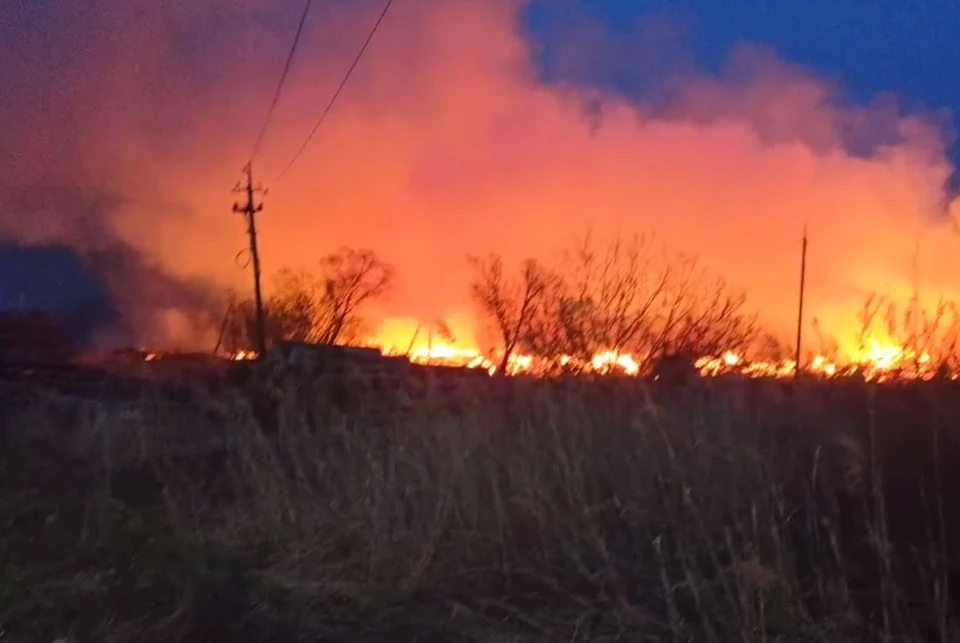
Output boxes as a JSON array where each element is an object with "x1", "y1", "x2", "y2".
[{"x1": 3, "y1": 0, "x2": 959, "y2": 357}]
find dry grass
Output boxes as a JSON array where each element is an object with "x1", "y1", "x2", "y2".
[{"x1": 1, "y1": 365, "x2": 958, "y2": 641}]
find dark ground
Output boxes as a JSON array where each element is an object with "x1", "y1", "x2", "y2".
[{"x1": 2, "y1": 359, "x2": 960, "y2": 641}]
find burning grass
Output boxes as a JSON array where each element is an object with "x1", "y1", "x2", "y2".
[{"x1": 2, "y1": 367, "x2": 959, "y2": 641}]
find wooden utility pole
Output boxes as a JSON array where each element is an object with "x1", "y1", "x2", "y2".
[
  {"x1": 233, "y1": 163, "x2": 267, "y2": 356},
  {"x1": 795, "y1": 226, "x2": 808, "y2": 379}
]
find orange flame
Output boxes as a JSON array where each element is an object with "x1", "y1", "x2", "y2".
[
  {"x1": 367, "y1": 319, "x2": 957, "y2": 382},
  {"x1": 136, "y1": 320, "x2": 955, "y2": 383}
]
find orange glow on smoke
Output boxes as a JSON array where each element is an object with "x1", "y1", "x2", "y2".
[{"x1": 6, "y1": 0, "x2": 960, "y2": 360}]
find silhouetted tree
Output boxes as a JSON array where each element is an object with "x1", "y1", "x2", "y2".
[
  {"x1": 472, "y1": 234, "x2": 756, "y2": 376},
  {"x1": 542, "y1": 235, "x2": 671, "y2": 368},
  {"x1": 224, "y1": 247, "x2": 394, "y2": 351},
  {"x1": 311, "y1": 248, "x2": 395, "y2": 345},
  {"x1": 642, "y1": 254, "x2": 756, "y2": 363},
  {"x1": 469, "y1": 254, "x2": 553, "y2": 374},
  {"x1": 267, "y1": 269, "x2": 318, "y2": 342}
]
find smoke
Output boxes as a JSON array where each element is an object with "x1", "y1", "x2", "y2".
[
  {"x1": 2, "y1": 0, "x2": 958, "y2": 354},
  {"x1": 0, "y1": 182, "x2": 224, "y2": 349}
]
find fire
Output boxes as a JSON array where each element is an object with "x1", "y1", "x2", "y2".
[
  {"x1": 811, "y1": 355, "x2": 837, "y2": 377},
  {"x1": 139, "y1": 349, "x2": 259, "y2": 362},
  {"x1": 133, "y1": 321, "x2": 955, "y2": 383},
  {"x1": 367, "y1": 318, "x2": 957, "y2": 382},
  {"x1": 13, "y1": 0, "x2": 960, "y2": 390},
  {"x1": 858, "y1": 340, "x2": 903, "y2": 370},
  {"x1": 409, "y1": 343, "x2": 482, "y2": 365},
  {"x1": 691, "y1": 336, "x2": 951, "y2": 382},
  {"x1": 591, "y1": 351, "x2": 640, "y2": 375}
]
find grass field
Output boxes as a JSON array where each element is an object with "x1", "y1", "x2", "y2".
[{"x1": 2, "y1": 360, "x2": 959, "y2": 641}]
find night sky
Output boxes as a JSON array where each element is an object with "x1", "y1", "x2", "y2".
[{"x1": 3, "y1": 0, "x2": 960, "y2": 349}]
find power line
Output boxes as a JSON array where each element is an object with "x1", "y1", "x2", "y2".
[
  {"x1": 249, "y1": 0, "x2": 315, "y2": 160},
  {"x1": 274, "y1": 0, "x2": 396, "y2": 183}
]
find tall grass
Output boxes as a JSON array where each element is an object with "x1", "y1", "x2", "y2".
[{"x1": 1, "y1": 368, "x2": 957, "y2": 641}]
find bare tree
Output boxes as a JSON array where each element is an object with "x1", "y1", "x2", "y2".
[
  {"x1": 517, "y1": 235, "x2": 670, "y2": 373},
  {"x1": 311, "y1": 247, "x2": 395, "y2": 345},
  {"x1": 472, "y1": 234, "x2": 757, "y2": 376},
  {"x1": 226, "y1": 247, "x2": 394, "y2": 350},
  {"x1": 268, "y1": 269, "x2": 319, "y2": 343},
  {"x1": 469, "y1": 254, "x2": 553, "y2": 374},
  {"x1": 643, "y1": 256, "x2": 756, "y2": 364}
]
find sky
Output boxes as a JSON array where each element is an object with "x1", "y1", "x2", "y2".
[
  {"x1": 2, "y1": 0, "x2": 960, "y2": 355},
  {"x1": 530, "y1": 0, "x2": 960, "y2": 122}
]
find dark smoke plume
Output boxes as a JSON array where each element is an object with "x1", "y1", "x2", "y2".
[{"x1": 0, "y1": 182, "x2": 225, "y2": 350}]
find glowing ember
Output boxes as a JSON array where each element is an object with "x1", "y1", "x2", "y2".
[{"x1": 232, "y1": 350, "x2": 259, "y2": 361}]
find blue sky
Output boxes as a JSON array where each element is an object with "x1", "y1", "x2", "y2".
[{"x1": 528, "y1": 0, "x2": 960, "y2": 124}]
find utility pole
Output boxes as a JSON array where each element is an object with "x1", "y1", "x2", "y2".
[
  {"x1": 233, "y1": 163, "x2": 267, "y2": 356},
  {"x1": 795, "y1": 226, "x2": 808, "y2": 380}
]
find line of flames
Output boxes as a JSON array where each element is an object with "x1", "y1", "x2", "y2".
[
  {"x1": 387, "y1": 338, "x2": 956, "y2": 382},
  {"x1": 142, "y1": 337, "x2": 953, "y2": 382}
]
